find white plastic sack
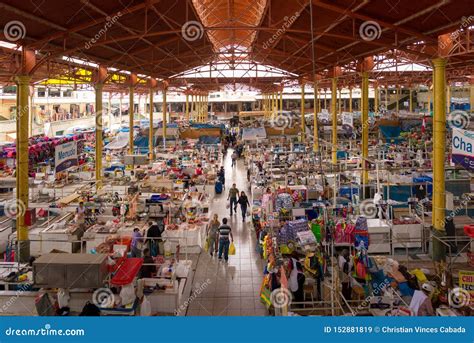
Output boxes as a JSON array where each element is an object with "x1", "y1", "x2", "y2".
[
  {"x1": 140, "y1": 296, "x2": 152, "y2": 316},
  {"x1": 119, "y1": 283, "x2": 135, "y2": 306}
]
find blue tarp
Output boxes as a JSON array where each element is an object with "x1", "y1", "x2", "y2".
[
  {"x1": 197, "y1": 136, "x2": 221, "y2": 145},
  {"x1": 379, "y1": 125, "x2": 403, "y2": 143}
]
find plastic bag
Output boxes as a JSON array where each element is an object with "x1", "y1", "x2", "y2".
[
  {"x1": 204, "y1": 238, "x2": 209, "y2": 252},
  {"x1": 229, "y1": 242, "x2": 236, "y2": 255},
  {"x1": 119, "y1": 283, "x2": 136, "y2": 306},
  {"x1": 140, "y1": 296, "x2": 152, "y2": 316}
]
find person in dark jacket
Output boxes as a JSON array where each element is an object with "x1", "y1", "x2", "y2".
[
  {"x1": 140, "y1": 248, "x2": 157, "y2": 278},
  {"x1": 237, "y1": 191, "x2": 251, "y2": 222},
  {"x1": 147, "y1": 221, "x2": 162, "y2": 256}
]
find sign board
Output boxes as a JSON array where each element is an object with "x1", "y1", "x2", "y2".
[
  {"x1": 451, "y1": 128, "x2": 474, "y2": 171},
  {"x1": 55, "y1": 141, "x2": 78, "y2": 173},
  {"x1": 319, "y1": 111, "x2": 330, "y2": 123},
  {"x1": 342, "y1": 112, "x2": 353, "y2": 128},
  {"x1": 458, "y1": 270, "x2": 474, "y2": 305}
]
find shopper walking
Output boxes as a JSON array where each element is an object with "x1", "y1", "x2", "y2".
[
  {"x1": 228, "y1": 183, "x2": 239, "y2": 215},
  {"x1": 238, "y1": 191, "x2": 250, "y2": 222},
  {"x1": 207, "y1": 214, "x2": 220, "y2": 256},
  {"x1": 217, "y1": 218, "x2": 234, "y2": 262},
  {"x1": 231, "y1": 151, "x2": 238, "y2": 167}
]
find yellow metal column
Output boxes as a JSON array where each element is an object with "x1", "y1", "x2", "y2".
[
  {"x1": 349, "y1": 87, "x2": 353, "y2": 112},
  {"x1": 338, "y1": 88, "x2": 342, "y2": 114},
  {"x1": 409, "y1": 87, "x2": 413, "y2": 112},
  {"x1": 95, "y1": 83, "x2": 103, "y2": 188},
  {"x1": 331, "y1": 78, "x2": 338, "y2": 164},
  {"x1": 396, "y1": 86, "x2": 400, "y2": 113},
  {"x1": 128, "y1": 87, "x2": 134, "y2": 154},
  {"x1": 427, "y1": 88, "x2": 431, "y2": 113},
  {"x1": 279, "y1": 91, "x2": 283, "y2": 114},
  {"x1": 300, "y1": 83, "x2": 305, "y2": 141},
  {"x1": 470, "y1": 83, "x2": 474, "y2": 112},
  {"x1": 374, "y1": 85, "x2": 378, "y2": 113},
  {"x1": 149, "y1": 88, "x2": 155, "y2": 160},
  {"x1": 361, "y1": 72, "x2": 369, "y2": 185},
  {"x1": 385, "y1": 85, "x2": 388, "y2": 110},
  {"x1": 185, "y1": 93, "x2": 189, "y2": 122},
  {"x1": 162, "y1": 88, "x2": 167, "y2": 146},
  {"x1": 16, "y1": 75, "x2": 31, "y2": 262},
  {"x1": 432, "y1": 58, "x2": 447, "y2": 262},
  {"x1": 446, "y1": 84, "x2": 451, "y2": 113},
  {"x1": 313, "y1": 82, "x2": 319, "y2": 152}
]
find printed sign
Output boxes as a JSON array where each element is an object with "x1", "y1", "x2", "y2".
[
  {"x1": 342, "y1": 112, "x2": 353, "y2": 128},
  {"x1": 458, "y1": 270, "x2": 474, "y2": 305},
  {"x1": 451, "y1": 128, "x2": 474, "y2": 171},
  {"x1": 55, "y1": 141, "x2": 78, "y2": 173}
]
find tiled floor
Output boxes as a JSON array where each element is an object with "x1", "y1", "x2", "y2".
[{"x1": 186, "y1": 149, "x2": 268, "y2": 316}]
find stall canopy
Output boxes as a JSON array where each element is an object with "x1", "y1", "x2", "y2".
[{"x1": 241, "y1": 127, "x2": 267, "y2": 141}]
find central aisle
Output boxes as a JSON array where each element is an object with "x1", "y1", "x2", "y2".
[{"x1": 186, "y1": 150, "x2": 267, "y2": 316}]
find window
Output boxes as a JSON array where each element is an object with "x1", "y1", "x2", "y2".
[
  {"x1": 3, "y1": 86, "x2": 16, "y2": 94},
  {"x1": 49, "y1": 88, "x2": 61, "y2": 97},
  {"x1": 37, "y1": 88, "x2": 46, "y2": 97},
  {"x1": 63, "y1": 89, "x2": 73, "y2": 97}
]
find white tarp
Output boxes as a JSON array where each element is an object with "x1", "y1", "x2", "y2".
[
  {"x1": 104, "y1": 131, "x2": 129, "y2": 150},
  {"x1": 241, "y1": 127, "x2": 267, "y2": 140}
]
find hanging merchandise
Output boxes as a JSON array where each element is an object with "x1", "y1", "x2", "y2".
[{"x1": 354, "y1": 217, "x2": 369, "y2": 249}]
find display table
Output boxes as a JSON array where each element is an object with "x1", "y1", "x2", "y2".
[
  {"x1": 162, "y1": 223, "x2": 207, "y2": 253},
  {"x1": 366, "y1": 219, "x2": 391, "y2": 254},
  {"x1": 390, "y1": 218, "x2": 422, "y2": 250}
]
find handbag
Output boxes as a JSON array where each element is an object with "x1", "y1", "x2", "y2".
[{"x1": 228, "y1": 242, "x2": 236, "y2": 255}]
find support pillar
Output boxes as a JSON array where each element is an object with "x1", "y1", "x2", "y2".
[
  {"x1": 361, "y1": 72, "x2": 369, "y2": 185},
  {"x1": 470, "y1": 82, "x2": 474, "y2": 112},
  {"x1": 331, "y1": 78, "x2": 337, "y2": 164},
  {"x1": 279, "y1": 91, "x2": 283, "y2": 114},
  {"x1": 427, "y1": 88, "x2": 431, "y2": 113},
  {"x1": 385, "y1": 85, "x2": 388, "y2": 110},
  {"x1": 15, "y1": 75, "x2": 31, "y2": 262},
  {"x1": 313, "y1": 82, "x2": 319, "y2": 152},
  {"x1": 185, "y1": 93, "x2": 189, "y2": 122},
  {"x1": 95, "y1": 83, "x2": 104, "y2": 188},
  {"x1": 300, "y1": 83, "x2": 305, "y2": 142},
  {"x1": 349, "y1": 87, "x2": 353, "y2": 112},
  {"x1": 409, "y1": 87, "x2": 413, "y2": 113},
  {"x1": 446, "y1": 84, "x2": 451, "y2": 113},
  {"x1": 162, "y1": 86, "x2": 167, "y2": 145},
  {"x1": 148, "y1": 79, "x2": 157, "y2": 160},
  {"x1": 374, "y1": 85, "x2": 378, "y2": 113},
  {"x1": 128, "y1": 87, "x2": 134, "y2": 154},
  {"x1": 432, "y1": 58, "x2": 447, "y2": 262},
  {"x1": 396, "y1": 86, "x2": 400, "y2": 113}
]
